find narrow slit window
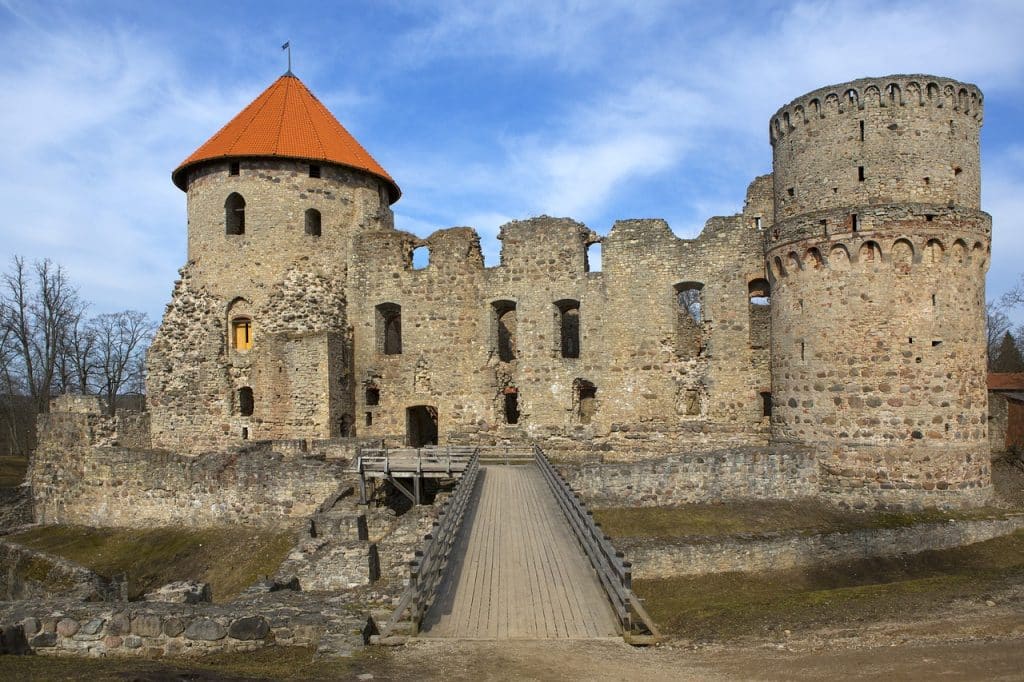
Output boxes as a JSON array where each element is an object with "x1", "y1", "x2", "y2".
[
  {"x1": 858, "y1": 166, "x2": 865, "y2": 182},
  {"x1": 305, "y1": 208, "x2": 322, "y2": 236},
  {"x1": 232, "y1": 317, "x2": 253, "y2": 351},
  {"x1": 748, "y1": 279, "x2": 770, "y2": 349},
  {"x1": 225, "y1": 193, "x2": 246, "y2": 235},
  {"x1": 238, "y1": 387, "x2": 254, "y2": 417},
  {"x1": 376, "y1": 303, "x2": 402, "y2": 355},
  {"x1": 575, "y1": 379, "x2": 597, "y2": 424},
  {"x1": 859, "y1": 120, "x2": 865, "y2": 141},
  {"x1": 851, "y1": 214, "x2": 858, "y2": 232},
  {"x1": 504, "y1": 388, "x2": 520, "y2": 425},
  {"x1": 675, "y1": 282, "x2": 705, "y2": 357},
  {"x1": 492, "y1": 300, "x2": 517, "y2": 362},
  {"x1": 760, "y1": 392, "x2": 772, "y2": 418},
  {"x1": 555, "y1": 300, "x2": 580, "y2": 359},
  {"x1": 365, "y1": 412, "x2": 372, "y2": 426}
]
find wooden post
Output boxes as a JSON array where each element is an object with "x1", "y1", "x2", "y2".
[{"x1": 414, "y1": 475, "x2": 421, "y2": 506}]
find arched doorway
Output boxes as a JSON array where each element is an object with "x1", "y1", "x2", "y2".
[{"x1": 406, "y1": 405, "x2": 438, "y2": 447}]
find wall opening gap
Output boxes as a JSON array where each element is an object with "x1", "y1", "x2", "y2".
[
  {"x1": 309, "y1": 164, "x2": 321, "y2": 178},
  {"x1": 859, "y1": 120, "x2": 865, "y2": 141},
  {"x1": 858, "y1": 166, "x2": 865, "y2": 181},
  {"x1": 504, "y1": 389, "x2": 520, "y2": 425},
  {"x1": 229, "y1": 162, "x2": 240, "y2": 176},
  {"x1": 760, "y1": 392, "x2": 772, "y2": 418},
  {"x1": 411, "y1": 246, "x2": 430, "y2": 270}
]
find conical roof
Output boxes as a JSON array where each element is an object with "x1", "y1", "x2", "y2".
[{"x1": 172, "y1": 73, "x2": 400, "y2": 202}]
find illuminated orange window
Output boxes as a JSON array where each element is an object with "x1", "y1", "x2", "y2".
[{"x1": 232, "y1": 318, "x2": 253, "y2": 351}]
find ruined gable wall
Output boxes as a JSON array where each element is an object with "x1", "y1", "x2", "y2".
[
  {"x1": 348, "y1": 227, "x2": 493, "y2": 442},
  {"x1": 346, "y1": 194, "x2": 773, "y2": 454},
  {"x1": 597, "y1": 174, "x2": 772, "y2": 446}
]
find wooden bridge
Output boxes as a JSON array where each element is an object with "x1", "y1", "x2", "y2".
[{"x1": 369, "y1": 446, "x2": 658, "y2": 644}]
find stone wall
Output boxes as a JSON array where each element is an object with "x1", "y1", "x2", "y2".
[
  {"x1": 560, "y1": 446, "x2": 817, "y2": 507},
  {"x1": 622, "y1": 514, "x2": 1024, "y2": 579},
  {"x1": 0, "y1": 592, "x2": 369, "y2": 658},
  {"x1": 0, "y1": 541, "x2": 122, "y2": 601},
  {"x1": 29, "y1": 442, "x2": 349, "y2": 530}
]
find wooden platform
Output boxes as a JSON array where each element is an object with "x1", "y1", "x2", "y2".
[{"x1": 419, "y1": 465, "x2": 619, "y2": 639}]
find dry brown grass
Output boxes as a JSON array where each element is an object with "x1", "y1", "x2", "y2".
[{"x1": 8, "y1": 525, "x2": 295, "y2": 601}]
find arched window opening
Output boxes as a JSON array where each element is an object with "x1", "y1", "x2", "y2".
[
  {"x1": 585, "y1": 242, "x2": 601, "y2": 272},
  {"x1": 376, "y1": 303, "x2": 402, "y2": 355},
  {"x1": 748, "y1": 279, "x2": 771, "y2": 349},
  {"x1": 674, "y1": 282, "x2": 704, "y2": 357},
  {"x1": 504, "y1": 387, "x2": 520, "y2": 425},
  {"x1": 574, "y1": 379, "x2": 597, "y2": 425},
  {"x1": 238, "y1": 387, "x2": 254, "y2": 417},
  {"x1": 232, "y1": 317, "x2": 253, "y2": 351},
  {"x1": 554, "y1": 300, "x2": 580, "y2": 359},
  {"x1": 411, "y1": 246, "x2": 429, "y2": 270},
  {"x1": 492, "y1": 300, "x2": 517, "y2": 362},
  {"x1": 305, "y1": 208, "x2": 322, "y2": 236},
  {"x1": 225, "y1": 193, "x2": 246, "y2": 235},
  {"x1": 365, "y1": 385, "x2": 380, "y2": 406}
]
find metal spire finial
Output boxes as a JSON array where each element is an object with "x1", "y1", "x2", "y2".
[{"x1": 282, "y1": 41, "x2": 292, "y2": 76}]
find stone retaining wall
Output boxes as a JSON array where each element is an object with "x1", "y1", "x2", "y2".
[
  {"x1": 30, "y1": 443, "x2": 351, "y2": 529},
  {"x1": 560, "y1": 446, "x2": 817, "y2": 507},
  {"x1": 0, "y1": 592, "x2": 368, "y2": 658},
  {"x1": 622, "y1": 514, "x2": 1024, "y2": 579}
]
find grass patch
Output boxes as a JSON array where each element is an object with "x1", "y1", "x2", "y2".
[
  {"x1": 593, "y1": 499, "x2": 1011, "y2": 541},
  {"x1": 0, "y1": 645, "x2": 389, "y2": 681},
  {"x1": 8, "y1": 525, "x2": 295, "y2": 602},
  {"x1": 635, "y1": 529, "x2": 1024, "y2": 640},
  {"x1": 0, "y1": 454, "x2": 28, "y2": 487}
]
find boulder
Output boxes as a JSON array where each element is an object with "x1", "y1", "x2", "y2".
[
  {"x1": 228, "y1": 616, "x2": 269, "y2": 641},
  {"x1": 143, "y1": 580, "x2": 212, "y2": 604},
  {"x1": 184, "y1": 618, "x2": 227, "y2": 641}
]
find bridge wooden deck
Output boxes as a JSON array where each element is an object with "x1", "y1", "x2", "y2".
[{"x1": 419, "y1": 465, "x2": 619, "y2": 639}]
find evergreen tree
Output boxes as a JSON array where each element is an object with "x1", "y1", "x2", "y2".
[{"x1": 991, "y1": 331, "x2": 1024, "y2": 372}]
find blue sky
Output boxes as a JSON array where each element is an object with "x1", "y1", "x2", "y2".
[{"x1": 1, "y1": 0, "x2": 1022, "y2": 325}]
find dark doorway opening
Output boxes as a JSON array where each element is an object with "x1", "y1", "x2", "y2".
[
  {"x1": 504, "y1": 388, "x2": 520, "y2": 425},
  {"x1": 407, "y1": 405, "x2": 438, "y2": 447}
]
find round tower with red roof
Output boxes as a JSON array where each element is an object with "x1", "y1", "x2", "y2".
[{"x1": 147, "y1": 73, "x2": 400, "y2": 450}]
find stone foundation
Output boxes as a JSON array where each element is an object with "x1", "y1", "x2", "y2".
[{"x1": 621, "y1": 514, "x2": 1024, "y2": 579}]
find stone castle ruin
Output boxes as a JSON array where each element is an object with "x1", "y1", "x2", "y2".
[{"x1": 59, "y1": 72, "x2": 986, "y2": 512}]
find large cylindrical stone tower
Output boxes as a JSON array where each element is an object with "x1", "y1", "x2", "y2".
[{"x1": 766, "y1": 75, "x2": 991, "y2": 509}]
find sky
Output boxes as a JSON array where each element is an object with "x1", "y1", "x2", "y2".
[{"x1": 0, "y1": 0, "x2": 1022, "y2": 326}]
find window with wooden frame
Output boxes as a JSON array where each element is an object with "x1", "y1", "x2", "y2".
[{"x1": 232, "y1": 317, "x2": 253, "y2": 351}]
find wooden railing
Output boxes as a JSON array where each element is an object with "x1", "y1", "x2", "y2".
[
  {"x1": 533, "y1": 445, "x2": 661, "y2": 643},
  {"x1": 355, "y1": 445, "x2": 477, "y2": 474},
  {"x1": 377, "y1": 449, "x2": 481, "y2": 639}
]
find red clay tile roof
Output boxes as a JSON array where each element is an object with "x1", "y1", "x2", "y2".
[
  {"x1": 988, "y1": 373, "x2": 1024, "y2": 390},
  {"x1": 172, "y1": 73, "x2": 399, "y2": 202}
]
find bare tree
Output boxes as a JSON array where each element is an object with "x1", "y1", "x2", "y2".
[
  {"x1": 987, "y1": 301, "x2": 1011, "y2": 369},
  {"x1": 63, "y1": 309, "x2": 98, "y2": 394},
  {"x1": 1002, "y1": 274, "x2": 1024, "y2": 309},
  {"x1": 89, "y1": 311, "x2": 154, "y2": 416},
  {"x1": 2, "y1": 257, "x2": 81, "y2": 413}
]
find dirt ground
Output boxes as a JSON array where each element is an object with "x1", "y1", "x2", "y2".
[{"x1": 375, "y1": 596, "x2": 1024, "y2": 681}]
